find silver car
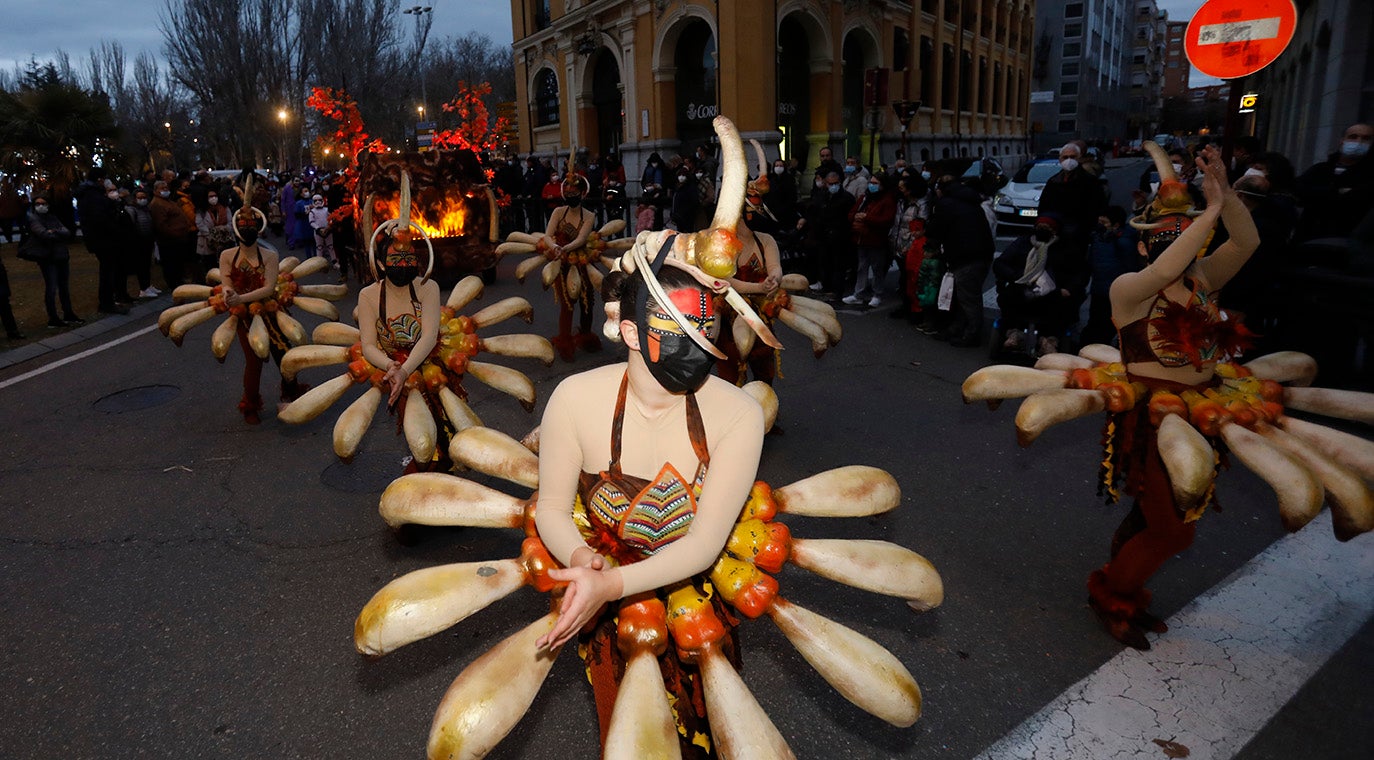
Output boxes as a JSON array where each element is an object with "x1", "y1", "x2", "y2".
[{"x1": 992, "y1": 158, "x2": 1061, "y2": 235}]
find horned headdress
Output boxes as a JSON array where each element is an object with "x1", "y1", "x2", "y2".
[{"x1": 367, "y1": 170, "x2": 434, "y2": 282}]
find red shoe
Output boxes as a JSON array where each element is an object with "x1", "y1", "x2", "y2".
[{"x1": 238, "y1": 394, "x2": 263, "y2": 425}]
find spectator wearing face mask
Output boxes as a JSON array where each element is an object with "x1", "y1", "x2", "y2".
[
  {"x1": 691, "y1": 158, "x2": 717, "y2": 232},
  {"x1": 669, "y1": 162, "x2": 702, "y2": 233},
  {"x1": 992, "y1": 214, "x2": 1089, "y2": 355},
  {"x1": 23, "y1": 193, "x2": 83, "y2": 328},
  {"x1": 1038, "y1": 143, "x2": 1108, "y2": 254},
  {"x1": 842, "y1": 173, "x2": 898, "y2": 308},
  {"x1": 195, "y1": 189, "x2": 233, "y2": 274},
  {"x1": 797, "y1": 170, "x2": 856, "y2": 297},
  {"x1": 1080, "y1": 206, "x2": 1140, "y2": 346},
  {"x1": 75, "y1": 168, "x2": 131, "y2": 313},
  {"x1": 307, "y1": 193, "x2": 338, "y2": 276},
  {"x1": 841, "y1": 156, "x2": 871, "y2": 199},
  {"x1": 1294, "y1": 123, "x2": 1374, "y2": 242},
  {"x1": 150, "y1": 180, "x2": 196, "y2": 287},
  {"x1": 123, "y1": 189, "x2": 159, "y2": 298},
  {"x1": 763, "y1": 159, "x2": 798, "y2": 231}
]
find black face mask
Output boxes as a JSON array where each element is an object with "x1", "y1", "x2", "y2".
[
  {"x1": 635, "y1": 240, "x2": 716, "y2": 394},
  {"x1": 238, "y1": 228, "x2": 259, "y2": 245},
  {"x1": 565, "y1": 195, "x2": 583, "y2": 207},
  {"x1": 386, "y1": 266, "x2": 419, "y2": 287}
]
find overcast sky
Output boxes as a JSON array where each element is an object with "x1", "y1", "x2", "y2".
[
  {"x1": 1, "y1": 0, "x2": 1216, "y2": 86},
  {"x1": 0, "y1": 0, "x2": 514, "y2": 78}
]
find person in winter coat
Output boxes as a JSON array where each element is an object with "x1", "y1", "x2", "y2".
[
  {"x1": 123, "y1": 188, "x2": 159, "y2": 298},
  {"x1": 195, "y1": 189, "x2": 233, "y2": 273},
  {"x1": 150, "y1": 179, "x2": 197, "y2": 287},
  {"x1": 797, "y1": 171, "x2": 856, "y2": 297},
  {"x1": 669, "y1": 164, "x2": 701, "y2": 232},
  {"x1": 1038, "y1": 142, "x2": 1108, "y2": 253},
  {"x1": 1080, "y1": 206, "x2": 1140, "y2": 346},
  {"x1": 992, "y1": 214, "x2": 1090, "y2": 355},
  {"x1": 888, "y1": 173, "x2": 930, "y2": 321},
  {"x1": 925, "y1": 176, "x2": 995, "y2": 346},
  {"x1": 75, "y1": 168, "x2": 129, "y2": 313},
  {"x1": 307, "y1": 193, "x2": 336, "y2": 269},
  {"x1": 24, "y1": 193, "x2": 83, "y2": 328},
  {"x1": 842, "y1": 173, "x2": 898, "y2": 307}
]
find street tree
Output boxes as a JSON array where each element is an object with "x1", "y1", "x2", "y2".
[{"x1": 0, "y1": 61, "x2": 120, "y2": 198}]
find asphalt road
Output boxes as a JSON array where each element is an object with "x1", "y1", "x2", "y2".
[{"x1": 1, "y1": 161, "x2": 1370, "y2": 759}]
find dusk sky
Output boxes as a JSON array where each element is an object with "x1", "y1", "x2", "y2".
[
  {"x1": 2, "y1": 0, "x2": 1218, "y2": 86},
  {"x1": 0, "y1": 0, "x2": 514, "y2": 77}
]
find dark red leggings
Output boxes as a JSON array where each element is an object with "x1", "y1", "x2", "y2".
[{"x1": 1096, "y1": 407, "x2": 1198, "y2": 612}]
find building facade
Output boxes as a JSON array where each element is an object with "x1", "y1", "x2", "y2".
[
  {"x1": 509, "y1": 0, "x2": 1035, "y2": 190},
  {"x1": 1160, "y1": 19, "x2": 1188, "y2": 98},
  {"x1": 1027, "y1": 0, "x2": 1134, "y2": 153},
  {"x1": 1247, "y1": 0, "x2": 1374, "y2": 171},
  {"x1": 1125, "y1": 0, "x2": 1163, "y2": 140}
]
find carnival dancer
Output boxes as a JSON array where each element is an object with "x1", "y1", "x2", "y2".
[
  {"x1": 351, "y1": 116, "x2": 944, "y2": 760},
  {"x1": 497, "y1": 154, "x2": 633, "y2": 363},
  {"x1": 543, "y1": 167, "x2": 600, "y2": 361},
  {"x1": 156, "y1": 182, "x2": 345, "y2": 424},
  {"x1": 276, "y1": 171, "x2": 551, "y2": 471},
  {"x1": 716, "y1": 141, "x2": 842, "y2": 386},
  {"x1": 961, "y1": 143, "x2": 1374, "y2": 651}
]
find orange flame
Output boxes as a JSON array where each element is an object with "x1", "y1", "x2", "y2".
[{"x1": 372, "y1": 187, "x2": 473, "y2": 238}]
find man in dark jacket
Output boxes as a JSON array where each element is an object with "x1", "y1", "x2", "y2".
[
  {"x1": 926, "y1": 175, "x2": 994, "y2": 346},
  {"x1": 798, "y1": 170, "x2": 855, "y2": 297},
  {"x1": 1038, "y1": 142, "x2": 1107, "y2": 252},
  {"x1": 1294, "y1": 122, "x2": 1374, "y2": 242},
  {"x1": 75, "y1": 168, "x2": 130, "y2": 314}
]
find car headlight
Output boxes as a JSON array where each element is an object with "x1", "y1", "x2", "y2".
[{"x1": 994, "y1": 192, "x2": 1008, "y2": 206}]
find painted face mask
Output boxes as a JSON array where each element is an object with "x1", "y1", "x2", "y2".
[
  {"x1": 235, "y1": 214, "x2": 260, "y2": 244},
  {"x1": 385, "y1": 247, "x2": 420, "y2": 287},
  {"x1": 635, "y1": 240, "x2": 718, "y2": 394}
]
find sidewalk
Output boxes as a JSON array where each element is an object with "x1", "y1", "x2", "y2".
[
  {"x1": 0, "y1": 239, "x2": 175, "y2": 369},
  {"x1": 1, "y1": 229, "x2": 307, "y2": 371}
]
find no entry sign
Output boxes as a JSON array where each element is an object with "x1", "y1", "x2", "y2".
[{"x1": 1185, "y1": 0, "x2": 1297, "y2": 80}]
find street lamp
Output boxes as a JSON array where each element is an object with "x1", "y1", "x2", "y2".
[
  {"x1": 404, "y1": 5, "x2": 434, "y2": 117},
  {"x1": 276, "y1": 109, "x2": 290, "y2": 172}
]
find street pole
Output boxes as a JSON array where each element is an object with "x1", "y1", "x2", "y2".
[
  {"x1": 1220, "y1": 75, "x2": 1245, "y2": 169},
  {"x1": 404, "y1": 6, "x2": 435, "y2": 117}
]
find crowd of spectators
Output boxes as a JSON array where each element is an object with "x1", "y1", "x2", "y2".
[{"x1": 3, "y1": 124, "x2": 1371, "y2": 379}]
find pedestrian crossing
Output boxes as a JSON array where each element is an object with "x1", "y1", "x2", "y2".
[{"x1": 974, "y1": 510, "x2": 1374, "y2": 760}]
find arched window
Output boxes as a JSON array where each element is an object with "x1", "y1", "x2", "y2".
[{"x1": 534, "y1": 69, "x2": 560, "y2": 126}]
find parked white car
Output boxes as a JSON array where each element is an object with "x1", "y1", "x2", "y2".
[{"x1": 991, "y1": 158, "x2": 1060, "y2": 235}]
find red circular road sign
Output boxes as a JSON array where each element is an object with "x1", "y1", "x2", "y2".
[{"x1": 1185, "y1": 0, "x2": 1298, "y2": 80}]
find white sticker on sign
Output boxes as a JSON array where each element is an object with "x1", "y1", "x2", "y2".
[{"x1": 1196, "y1": 17, "x2": 1281, "y2": 45}]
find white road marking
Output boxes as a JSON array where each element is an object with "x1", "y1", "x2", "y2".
[
  {"x1": 0, "y1": 324, "x2": 159, "y2": 392},
  {"x1": 975, "y1": 510, "x2": 1374, "y2": 760}
]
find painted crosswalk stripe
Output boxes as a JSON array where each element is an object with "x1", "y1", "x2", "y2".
[{"x1": 974, "y1": 510, "x2": 1374, "y2": 760}]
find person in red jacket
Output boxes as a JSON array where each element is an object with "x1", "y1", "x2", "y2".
[{"x1": 842, "y1": 172, "x2": 898, "y2": 308}]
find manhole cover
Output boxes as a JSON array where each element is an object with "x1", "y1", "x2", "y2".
[
  {"x1": 93, "y1": 384, "x2": 182, "y2": 413},
  {"x1": 320, "y1": 448, "x2": 408, "y2": 494}
]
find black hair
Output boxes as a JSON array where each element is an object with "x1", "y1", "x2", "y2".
[
  {"x1": 602, "y1": 262, "x2": 703, "y2": 325},
  {"x1": 1234, "y1": 136, "x2": 1262, "y2": 155},
  {"x1": 1105, "y1": 205, "x2": 1128, "y2": 227},
  {"x1": 899, "y1": 173, "x2": 928, "y2": 198},
  {"x1": 1254, "y1": 151, "x2": 1296, "y2": 192}
]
